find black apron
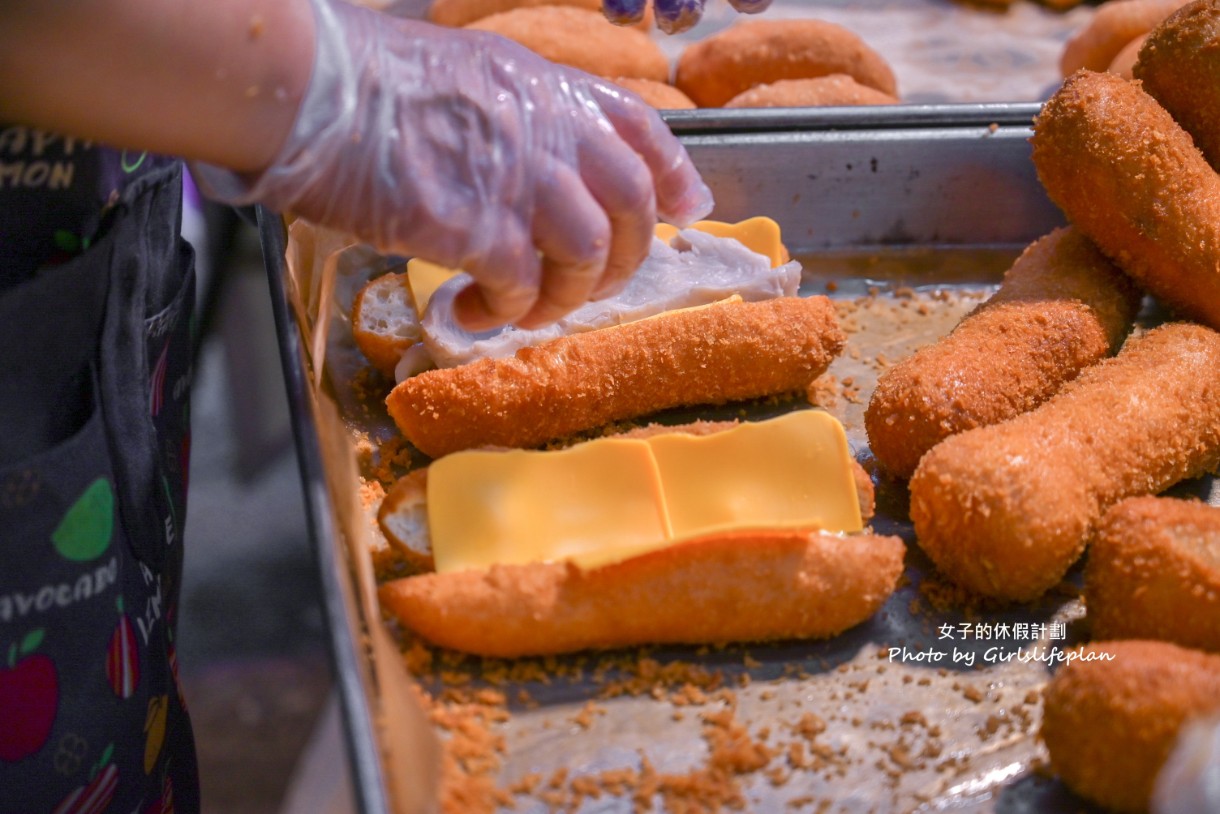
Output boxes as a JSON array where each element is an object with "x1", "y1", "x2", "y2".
[{"x1": 0, "y1": 160, "x2": 200, "y2": 813}]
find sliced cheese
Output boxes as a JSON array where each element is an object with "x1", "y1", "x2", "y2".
[
  {"x1": 405, "y1": 258, "x2": 459, "y2": 316},
  {"x1": 427, "y1": 411, "x2": 861, "y2": 574},
  {"x1": 427, "y1": 438, "x2": 671, "y2": 574},
  {"x1": 648, "y1": 410, "x2": 862, "y2": 539},
  {"x1": 654, "y1": 217, "x2": 790, "y2": 268}
]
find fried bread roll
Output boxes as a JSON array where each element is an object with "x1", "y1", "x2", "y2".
[
  {"x1": 1032, "y1": 69, "x2": 1220, "y2": 331},
  {"x1": 351, "y1": 271, "x2": 421, "y2": 378},
  {"x1": 610, "y1": 77, "x2": 696, "y2": 110},
  {"x1": 909, "y1": 322, "x2": 1220, "y2": 602},
  {"x1": 430, "y1": 0, "x2": 651, "y2": 29},
  {"x1": 1086, "y1": 496, "x2": 1220, "y2": 651},
  {"x1": 431, "y1": 0, "x2": 595, "y2": 26},
  {"x1": 1106, "y1": 31, "x2": 1148, "y2": 78},
  {"x1": 378, "y1": 529, "x2": 905, "y2": 657},
  {"x1": 1041, "y1": 640, "x2": 1220, "y2": 814},
  {"x1": 466, "y1": 6, "x2": 668, "y2": 82},
  {"x1": 674, "y1": 19, "x2": 897, "y2": 108},
  {"x1": 1059, "y1": 0, "x2": 1187, "y2": 75},
  {"x1": 386, "y1": 295, "x2": 844, "y2": 458},
  {"x1": 724, "y1": 75, "x2": 899, "y2": 108},
  {"x1": 378, "y1": 418, "x2": 879, "y2": 571},
  {"x1": 865, "y1": 227, "x2": 1141, "y2": 480},
  {"x1": 1135, "y1": 0, "x2": 1220, "y2": 169}
]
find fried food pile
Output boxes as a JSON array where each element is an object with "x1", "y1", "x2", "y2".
[
  {"x1": 860, "y1": 3, "x2": 1220, "y2": 809},
  {"x1": 424, "y1": 0, "x2": 901, "y2": 109}
]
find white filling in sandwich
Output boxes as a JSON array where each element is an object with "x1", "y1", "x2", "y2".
[{"x1": 414, "y1": 227, "x2": 802, "y2": 374}]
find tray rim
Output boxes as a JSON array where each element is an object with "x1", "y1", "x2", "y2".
[
  {"x1": 256, "y1": 208, "x2": 393, "y2": 814},
  {"x1": 662, "y1": 102, "x2": 1043, "y2": 135}
]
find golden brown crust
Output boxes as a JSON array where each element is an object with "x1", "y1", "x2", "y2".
[
  {"x1": 466, "y1": 6, "x2": 668, "y2": 81},
  {"x1": 1041, "y1": 640, "x2": 1220, "y2": 813},
  {"x1": 1086, "y1": 496, "x2": 1220, "y2": 650},
  {"x1": 1060, "y1": 0, "x2": 1187, "y2": 75},
  {"x1": 725, "y1": 75, "x2": 899, "y2": 109},
  {"x1": 865, "y1": 227, "x2": 1141, "y2": 480},
  {"x1": 909, "y1": 322, "x2": 1220, "y2": 602},
  {"x1": 674, "y1": 19, "x2": 897, "y2": 108},
  {"x1": 609, "y1": 77, "x2": 696, "y2": 110},
  {"x1": 1107, "y1": 30, "x2": 1148, "y2": 78},
  {"x1": 378, "y1": 530, "x2": 905, "y2": 657},
  {"x1": 1135, "y1": 0, "x2": 1220, "y2": 169},
  {"x1": 429, "y1": 0, "x2": 649, "y2": 28},
  {"x1": 1031, "y1": 69, "x2": 1220, "y2": 332},
  {"x1": 386, "y1": 296, "x2": 845, "y2": 459}
]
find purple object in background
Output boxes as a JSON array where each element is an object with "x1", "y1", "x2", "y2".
[
  {"x1": 727, "y1": 0, "x2": 773, "y2": 12},
  {"x1": 602, "y1": 0, "x2": 648, "y2": 24},
  {"x1": 654, "y1": 0, "x2": 705, "y2": 33}
]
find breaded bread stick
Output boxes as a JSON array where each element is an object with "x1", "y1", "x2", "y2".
[
  {"x1": 1059, "y1": 0, "x2": 1187, "y2": 75},
  {"x1": 909, "y1": 322, "x2": 1220, "y2": 602},
  {"x1": 378, "y1": 529, "x2": 905, "y2": 657},
  {"x1": 725, "y1": 75, "x2": 899, "y2": 109},
  {"x1": 1041, "y1": 640, "x2": 1220, "y2": 814},
  {"x1": 466, "y1": 6, "x2": 668, "y2": 82},
  {"x1": 429, "y1": 0, "x2": 626, "y2": 27},
  {"x1": 1031, "y1": 69, "x2": 1220, "y2": 331},
  {"x1": 674, "y1": 19, "x2": 896, "y2": 108},
  {"x1": 865, "y1": 227, "x2": 1141, "y2": 480},
  {"x1": 1135, "y1": 0, "x2": 1220, "y2": 169},
  {"x1": 610, "y1": 77, "x2": 696, "y2": 110},
  {"x1": 1086, "y1": 496, "x2": 1220, "y2": 651},
  {"x1": 386, "y1": 296, "x2": 844, "y2": 458}
]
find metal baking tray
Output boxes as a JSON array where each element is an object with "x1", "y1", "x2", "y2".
[{"x1": 256, "y1": 103, "x2": 1173, "y2": 814}]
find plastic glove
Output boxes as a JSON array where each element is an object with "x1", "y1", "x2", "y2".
[
  {"x1": 604, "y1": 0, "x2": 773, "y2": 35},
  {"x1": 192, "y1": 0, "x2": 713, "y2": 330}
]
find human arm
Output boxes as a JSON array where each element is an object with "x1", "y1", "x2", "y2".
[
  {"x1": 0, "y1": 0, "x2": 313, "y2": 173},
  {"x1": 0, "y1": 0, "x2": 713, "y2": 329}
]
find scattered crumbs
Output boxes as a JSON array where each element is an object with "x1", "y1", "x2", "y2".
[{"x1": 570, "y1": 701, "x2": 607, "y2": 730}]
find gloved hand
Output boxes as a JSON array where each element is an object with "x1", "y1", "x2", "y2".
[
  {"x1": 192, "y1": 0, "x2": 713, "y2": 330},
  {"x1": 604, "y1": 0, "x2": 773, "y2": 35}
]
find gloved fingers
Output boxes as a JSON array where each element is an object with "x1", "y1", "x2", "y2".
[
  {"x1": 603, "y1": 0, "x2": 649, "y2": 25},
  {"x1": 450, "y1": 216, "x2": 541, "y2": 331},
  {"x1": 590, "y1": 83, "x2": 714, "y2": 227},
  {"x1": 654, "y1": 0, "x2": 706, "y2": 34},
  {"x1": 515, "y1": 161, "x2": 613, "y2": 329},
  {"x1": 576, "y1": 137, "x2": 656, "y2": 301}
]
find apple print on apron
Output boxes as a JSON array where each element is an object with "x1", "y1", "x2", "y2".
[{"x1": 0, "y1": 157, "x2": 200, "y2": 813}]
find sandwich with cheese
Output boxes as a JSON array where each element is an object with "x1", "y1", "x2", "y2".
[
  {"x1": 376, "y1": 410, "x2": 906, "y2": 657},
  {"x1": 352, "y1": 219, "x2": 848, "y2": 459}
]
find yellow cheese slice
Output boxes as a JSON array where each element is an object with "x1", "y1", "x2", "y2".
[
  {"x1": 427, "y1": 438, "x2": 672, "y2": 574},
  {"x1": 654, "y1": 216, "x2": 790, "y2": 268},
  {"x1": 426, "y1": 411, "x2": 861, "y2": 574},
  {"x1": 648, "y1": 410, "x2": 862, "y2": 539},
  {"x1": 405, "y1": 258, "x2": 459, "y2": 316}
]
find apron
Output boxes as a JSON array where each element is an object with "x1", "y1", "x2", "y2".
[{"x1": 0, "y1": 160, "x2": 200, "y2": 813}]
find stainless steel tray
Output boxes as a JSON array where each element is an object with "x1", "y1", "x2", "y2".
[{"x1": 257, "y1": 104, "x2": 1167, "y2": 814}]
